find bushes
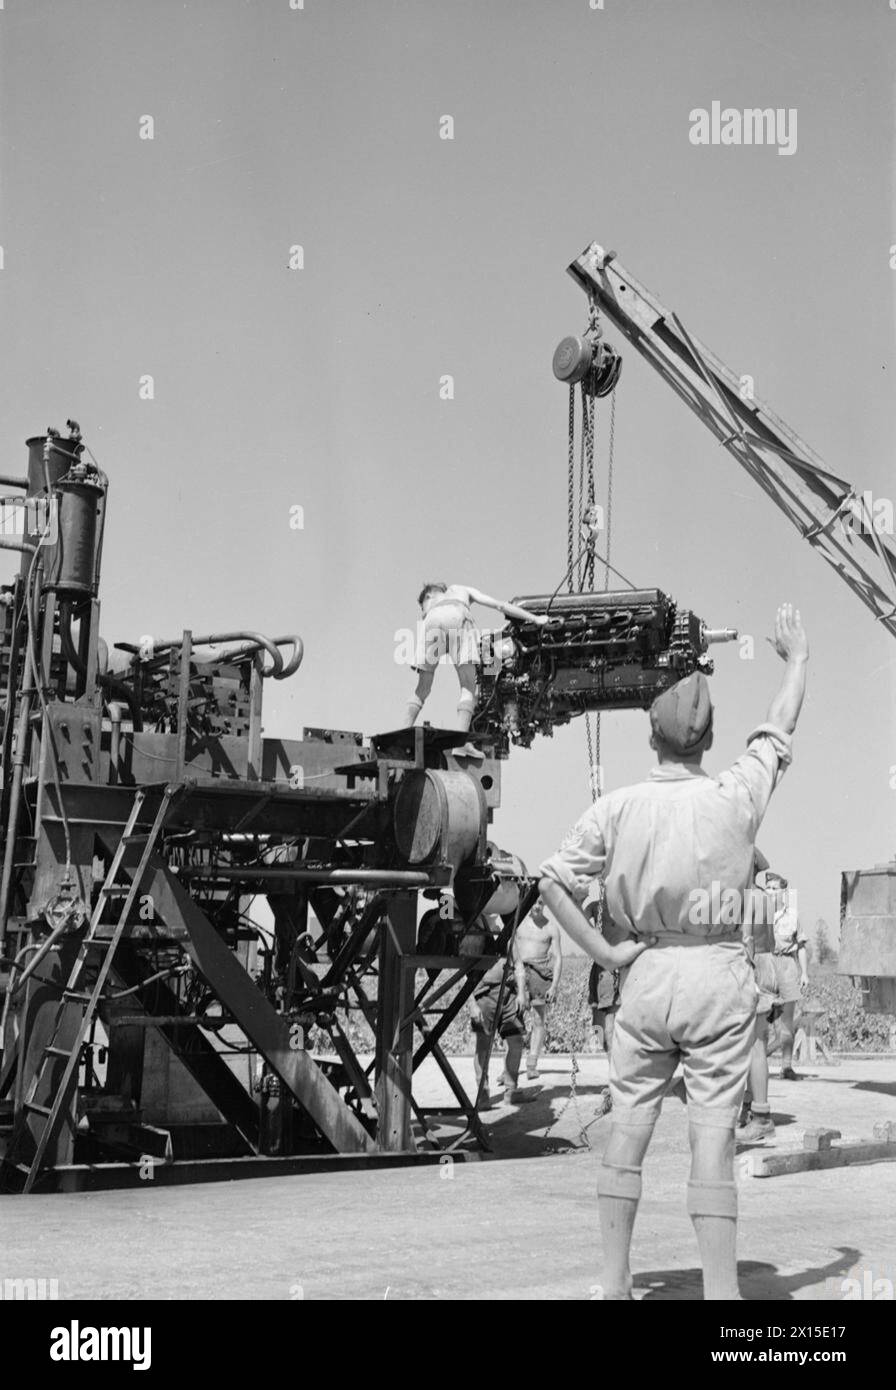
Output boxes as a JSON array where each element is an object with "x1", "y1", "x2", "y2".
[
  {"x1": 808, "y1": 973, "x2": 894, "y2": 1051},
  {"x1": 311, "y1": 959, "x2": 894, "y2": 1056}
]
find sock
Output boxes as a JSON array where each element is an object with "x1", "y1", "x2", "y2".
[
  {"x1": 404, "y1": 695, "x2": 423, "y2": 728},
  {"x1": 597, "y1": 1162, "x2": 642, "y2": 1299},
  {"x1": 457, "y1": 689, "x2": 475, "y2": 731},
  {"x1": 751, "y1": 1103, "x2": 770, "y2": 1117},
  {"x1": 687, "y1": 1180, "x2": 740, "y2": 1300}
]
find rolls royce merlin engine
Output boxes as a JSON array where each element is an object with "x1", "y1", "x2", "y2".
[{"x1": 472, "y1": 588, "x2": 736, "y2": 755}]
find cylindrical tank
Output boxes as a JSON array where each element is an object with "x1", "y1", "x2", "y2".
[
  {"x1": 392, "y1": 769, "x2": 484, "y2": 871},
  {"x1": 839, "y1": 862, "x2": 896, "y2": 1015},
  {"x1": 25, "y1": 433, "x2": 82, "y2": 493},
  {"x1": 41, "y1": 471, "x2": 104, "y2": 596},
  {"x1": 18, "y1": 434, "x2": 85, "y2": 573}
]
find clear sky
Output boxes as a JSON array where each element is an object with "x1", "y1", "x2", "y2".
[{"x1": 1, "y1": 0, "x2": 894, "y2": 943}]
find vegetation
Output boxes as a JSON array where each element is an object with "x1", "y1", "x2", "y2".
[{"x1": 319, "y1": 956, "x2": 895, "y2": 1056}]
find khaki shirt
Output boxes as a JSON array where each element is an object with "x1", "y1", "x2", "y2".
[{"x1": 539, "y1": 724, "x2": 792, "y2": 938}]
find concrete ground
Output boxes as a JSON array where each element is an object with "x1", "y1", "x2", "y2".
[{"x1": 3, "y1": 1055, "x2": 895, "y2": 1300}]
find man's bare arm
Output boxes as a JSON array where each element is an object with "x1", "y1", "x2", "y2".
[
  {"x1": 549, "y1": 920, "x2": 563, "y2": 989},
  {"x1": 511, "y1": 937, "x2": 528, "y2": 1003},
  {"x1": 765, "y1": 604, "x2": 809, "y2": 735},
  {"x1": 463, "y1": 586, "x2": 548, "y2": 626},
  {"x1": 539, "y1": 878, "x2": 648, "y2": 968},
  {"x1": 797, "y1": 943, "x2": 809, "y2": 989}
]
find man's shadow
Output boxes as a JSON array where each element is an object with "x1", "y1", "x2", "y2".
[{"x1": 636, "y1": 1246, "x2": 862, "y2": 1301}]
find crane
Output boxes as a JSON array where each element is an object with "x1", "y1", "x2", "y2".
[
  {"x1": 562, "y1": 241, "x2": 896, "y2": 638},
  {"x1": 560, "y1": 239, "x2": 896, "y2": 1014}
]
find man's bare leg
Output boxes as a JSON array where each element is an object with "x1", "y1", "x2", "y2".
[
  {"x1": 473, "y1": 1030, "x2": 491, "y2": 1105},
  {"x1": 501, "y1": 1036, "x2": 537, "y2": 1104},
  {"x1": 455, "y1": 663, "x2": 477, "y2": 731},
  {"x1": 738, "y1": 1014, "x2": 775, "y2": 1140},
  {"x1": 688, "y1": 1121, "x2": 740, "y2": 1300},
  {"x1": 779, "y1": 1002, "x2": 797, "y2": 1075},
  {"x1": 597, "y1": 1119, "x2": 655, "y2": 1299},
  {"x1": 527, "y1": 1002, "x2": 546, "y2": 1077}
]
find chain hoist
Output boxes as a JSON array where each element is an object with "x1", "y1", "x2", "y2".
[{"x1": 543, "y1": 301, "x2": 622, "y2": 1150}]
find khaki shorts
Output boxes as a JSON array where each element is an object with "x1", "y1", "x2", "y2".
[
  {"x1": 772, "y1": 952, "x2": 801, "y2": 1004},
  {"x1": 610, "y1": 939, "x2": 758, "y2": 1129},
  {"x1": 524, "y1": 961, "x2": 552, "y2": 1005},
  {"x1": 415, "y1": 608, "x2": 479, "y2": 670}
]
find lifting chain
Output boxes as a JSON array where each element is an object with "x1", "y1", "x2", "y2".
[
  {"x1": 548, "y1": 310, "x2": 621, "y2": 1150},
  {"x1": 566, "y1": 386, "x2": 576, "y2": 594}
]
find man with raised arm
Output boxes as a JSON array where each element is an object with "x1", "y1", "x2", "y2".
[{"x1": 538, "y1": 605, "x2": 809, "y2": 1301}]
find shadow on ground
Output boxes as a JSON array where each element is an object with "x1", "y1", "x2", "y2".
[{"x1": 636, "y1": 1247, "x2": 861, "y2": 1301}]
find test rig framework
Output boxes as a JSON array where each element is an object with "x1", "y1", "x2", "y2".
[{"x1": 0, "y1": 405, "x2": 727, "y2": 1192}]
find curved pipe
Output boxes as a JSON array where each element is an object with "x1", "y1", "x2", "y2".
[
  {"x1": 100, "y1": 674, "x2": 143, "y2": 731},
  {"x1": 126, "y1": 631, "x2": 303, "y2": 679}
]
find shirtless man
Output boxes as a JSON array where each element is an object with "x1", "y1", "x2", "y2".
[
  {"x1": 513, "y1": 900, "x2": 562, "y2": 1080},
  {"x1": 403, "y1": 582, "x2": 546, "y2": 732}
]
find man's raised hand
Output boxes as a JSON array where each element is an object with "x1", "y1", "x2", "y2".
[{"x1": 770, "y1": 604, "x2": 809, "y2": 663}]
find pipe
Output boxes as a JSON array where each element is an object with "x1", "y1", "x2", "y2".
[
  {"x1": 6, "y1": 914, "x2": 72, "y2": 998},
  {"x1": 107, "y1": 700, "x2": 125, "y2": 785},
  {"x1": 179, "y1": 867, "x2": 432, "y2": 886},
  {"x1": 0, "y1": 621, "x2": 37, "y2": 956},
  {"x1": 100, "y1": 673, "x2": 142, "y2": 731},
  {"x1": 0, "y1": 475, "x2": 28, "y2": 490},
  {"x1": 0, "y1": 537, "x2": 36, "y2": 554},
  {"x1": 121, "y1": 632, "x2": 303, "y2": 680}
]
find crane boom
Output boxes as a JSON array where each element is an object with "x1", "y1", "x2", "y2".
[{"x1": 566, "y1": 242, "x2": 896, "y2": 641}]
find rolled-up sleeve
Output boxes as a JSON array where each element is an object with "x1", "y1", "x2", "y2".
[
  {"x1": 718, "y1": 722, "x2": 793, "y2": 832},
  {"x1": 538, "y1": 806, "x2": 607, "y2": 903}
]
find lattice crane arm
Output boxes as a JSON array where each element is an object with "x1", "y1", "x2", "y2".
[{"x1": 566, "y1": 241, "x2": 896, "y2": 641}]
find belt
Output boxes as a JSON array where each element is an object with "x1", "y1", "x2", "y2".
[{"x1": 647, "y1": 930, "x2": 743, "y2": 947}]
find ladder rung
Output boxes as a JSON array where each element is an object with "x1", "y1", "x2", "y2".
[
  {"x1": 122, "y1": 833, "x2": 151, "y2": 845},
  {"x1": 99, "y1": 884, "x2": 132, "y2": 895},
  {"x1": 43, "y1": 1044, "x2": 73, "y2": 1059},
  {"x1": 62, "y1": 989, "x2": 91, "y2": 1003},
  {"x1": 24, "y1": 1102, "x2": 52, "y2": 1116}
]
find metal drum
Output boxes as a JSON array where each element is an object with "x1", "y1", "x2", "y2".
[
  {"x1": 42, "y1": 472, "x2": 103, "y2": 596},
  {"x1": 392, "y1": 769, "x2": 484, "y2": 870},
  {"x1": 25, "y1": 433, "x2": 82, "y2": 493}
]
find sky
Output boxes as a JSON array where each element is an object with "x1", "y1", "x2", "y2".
[{"x1": 1, "y1": 0, "x2": 894, "y2": 945}]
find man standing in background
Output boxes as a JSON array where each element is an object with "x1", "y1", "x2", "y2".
[
  {"x1": 738, "y1": 853, "x2": 780, "y2": 1143},
  {"x1": 514, "y1": 899, "x2": 563, "y2": 1080},
  {"x1": 765, "y1": 870, "x2": 809, "y2": 1080}
]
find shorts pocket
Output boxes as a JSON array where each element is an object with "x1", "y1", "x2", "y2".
[{"x1": 727, "y1": 952, "x2": 759, "y2": 1006}]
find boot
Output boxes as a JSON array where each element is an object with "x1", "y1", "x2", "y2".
[{"x1": 736, "y1": 1111, "x2": 775, "y2": 1143}]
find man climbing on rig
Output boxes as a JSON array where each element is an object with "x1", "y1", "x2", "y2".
[
  {"x1": 402, "y1": 583, "x2": 546, "y2": 732},
  {"x1": 538, "y1": 604, "x2": 809, "y2": 1301}
]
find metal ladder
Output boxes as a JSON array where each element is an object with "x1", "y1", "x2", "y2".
[{"x1": 16, "y1": 783, "x2": 178, "y2": 1192}]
